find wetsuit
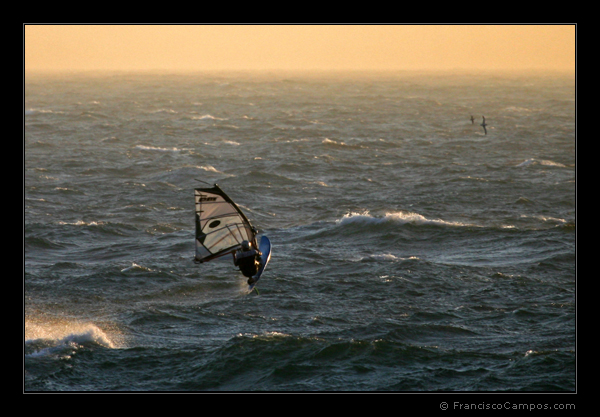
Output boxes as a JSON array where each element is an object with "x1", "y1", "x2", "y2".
[{"x1": 234, "y1": 248, "x2": 262, "y2": 278}]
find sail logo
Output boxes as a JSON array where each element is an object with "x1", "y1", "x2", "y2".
[{"x1": 198, "y1": 195, "x2": 217, "y2": 202}]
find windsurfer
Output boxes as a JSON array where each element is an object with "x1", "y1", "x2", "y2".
[{"x1": 233, "y1": 240, "x2": 262, "y2": 284}]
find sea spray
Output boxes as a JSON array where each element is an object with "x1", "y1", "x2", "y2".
[{"x1": 25, "y1": 316, "x2": 122, "y2": 357}]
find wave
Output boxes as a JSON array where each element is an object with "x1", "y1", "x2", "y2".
[
  {"x1": 191, "y1": 114, "x2": 226, "y2": 121},
  {"x1": 516, "y1": 158, "x2": 567, "y2": 168},
  {"x1": 58, "y1": 220, "x2": 102, "y2": 227},
  {"x1": 220, "y1": 140, "x2": 240, "y2": 146},
  {"x1": 557, "y1": 221, "x2": 575, "y2": 232},
  {"x1": 26, "y1": 140, "x2": 56, "y2": 148},
  {"x1": 195, "y1": 165, "x2": 234, "y2": 177},
  {"x1": 357, "y1": 254, "x2": 421, "y2": 262},
  {"x1": 25, "y1": 108, "x2": 65, "y2": 115},
  {"x1": 149, "y1": 108, "x2": 178, "y2": 114},
  {"x1": 198, "y1": 165, "x2": 221, "y2": 173},
  {"x1": 56, "y1": 220, "x2": 139, "y2": 237},
  {"x1": 121, "y1": 262, "x2": 154, "y2": 273},
  {"x1": 321, "y1": 138, "x2": 366, "y2": 149},
  {"x1": 25, "y1": 320, "x2": 120, "y2": 358},
  {"x1": 135, "y1": 145, "x2": 191, "y2": 152},
  {"x1": 25, "y1": 236, "x2": 67, "y2": 249},
  {"x1": 519, "y1": 214, "x2": 569, "y2": 224},
  {"x1": 293, "y1": 210, "x2": 480, "y2": 244},
  {"x1": 336, "y1": 211, "x2": 474, "y2": 228},
  {"x1": 334, "y1": 211, "x2": 570, "y2": 233}
]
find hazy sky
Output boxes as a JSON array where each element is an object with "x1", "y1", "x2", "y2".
[{"x1": 24, "y1": 25, "x2": 575, "y2": 73}]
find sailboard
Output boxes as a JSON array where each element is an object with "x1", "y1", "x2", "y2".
[
  {"x1": 194, "y1": 184, "x2": 257, "y2": 263},
  {"x1": 194, "y1": 184, "x2": 271, "y2": 291}
]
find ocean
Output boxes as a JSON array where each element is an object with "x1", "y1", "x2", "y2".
[{"x1": 24, "y1": 70, "x2": 575, "y2": 393}]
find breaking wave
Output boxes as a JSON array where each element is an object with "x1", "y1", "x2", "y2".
[
  {"x1": 336, "y1": 211, "x2": 474, "y2": 228},
  {"x1": 25, "y1": 318, "x2": 122, "y2": 359}
]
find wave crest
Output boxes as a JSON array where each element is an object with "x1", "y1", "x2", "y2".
[
  {"x1": 336, "y1": 211, "x2": 472, "y2": 228},
  {"x1": 517, "y1": 158, "x2": 567, "y2": 168},
  {"x1": 25, "y1": 319, "x2": 121, "y2": 358}
]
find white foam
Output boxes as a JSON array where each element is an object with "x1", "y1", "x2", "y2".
[
  {"x1": 58, "y1": 220, "x2": 101, "y2": 226},
  {"x1": 337, "y1": 211, "x2": 472, "y2": 228},
  {"x1": 135, "y1": 145, "x2": 189, "y2": 152},
  {"x1": 121, "y1": 262, "x2": 153, "y2": 273},
  {"x1": 367, "y1": 253, "x2": 399, "y2": 261},
  {"x1": 59, "y1": 326, "x2": 115, "y2": 348},
  {"x1": 25, "y1": 320, "x2": 119, "y2": 358},
  {"x1": 516, "y1": 158, "x2": 536, "y2": 167},
  {"x1": 322, "y1": 138, "x2": 345, "y2": 146},
  {"x1": 520, "y1": 214, "x2": 567, "y2": 224},
  {"x1": 150, "y1": 108, "x2": 177, "y2": 114},
  {"x1": 197, "y1": 165, "x2": 233, "y2": 176},
  {"x1": 539, "y1": 159, "x2": 567, "y2": 168},
  {"x1": 192, "y1": 114, "x2": 225, "y2": 121},
  {"x1": 198, "y1": 165, "x2": 219, "y2": 173},
  {"x1": 358, "y1": 254, "x2": 420, "y2": 262},
  {"x1": 517, "y1": 158, "x2": 566, "y2": 168}
]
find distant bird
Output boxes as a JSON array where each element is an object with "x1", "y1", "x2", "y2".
[
  {"x1": 481, "y1": 116, "x2": 487, "y2": 135},
  {"x1": 470, "y1": 115, "x2": 475, "y2": 124}
]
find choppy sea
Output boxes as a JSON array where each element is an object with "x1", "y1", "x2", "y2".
[{"x1": 24, "y1": 70, "x2": 575, "y2": 393}]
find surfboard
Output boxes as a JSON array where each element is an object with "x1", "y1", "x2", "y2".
[{"x1": 248, "y1": 235, "x2": 271, "y2": 292}]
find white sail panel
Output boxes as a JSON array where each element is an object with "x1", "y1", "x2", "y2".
[{"x1": 194, "y1": 185, "x2": 255, "y2": 263}]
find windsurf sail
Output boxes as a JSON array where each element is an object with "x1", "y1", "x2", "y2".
[{"x1": 194, "y1": 184, "x2": 256, "y2": 263}]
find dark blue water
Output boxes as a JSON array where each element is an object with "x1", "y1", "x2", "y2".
[{"x1": 25, "y1": 71, "x2": 575, "y2": 392}]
